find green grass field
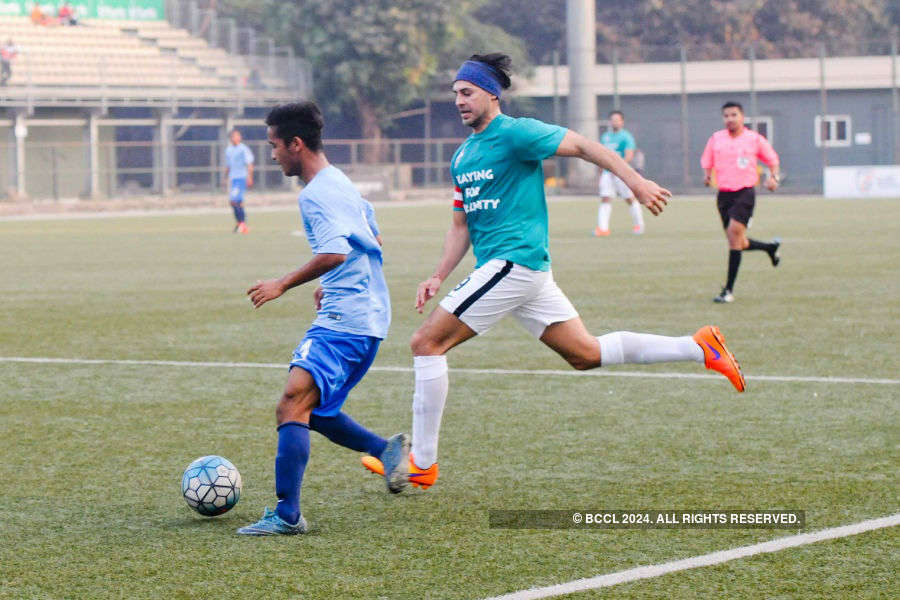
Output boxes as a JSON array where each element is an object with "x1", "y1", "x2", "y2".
[{"x1": 1, "y1": 196, "x2": 897, "y2": 599}]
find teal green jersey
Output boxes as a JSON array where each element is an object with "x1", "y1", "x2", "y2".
[
  {"x1": 450, "y1": 114, "x2": 566, "y2": 272},
  {"x1": 600, "y1": 128, "x2": 636, "y2": 158}
]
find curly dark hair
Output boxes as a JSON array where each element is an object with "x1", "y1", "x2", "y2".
[{"x1": 265, "y1": 101, "x2": 324, "y2": 151}]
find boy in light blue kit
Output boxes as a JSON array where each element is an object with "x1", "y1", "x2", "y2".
[
  {"x1": 224, "y1": 129, "x2": 254, "y2": 233},
  {"x1": 237, "y1": 102, "x2": 408, "y2": 536}
]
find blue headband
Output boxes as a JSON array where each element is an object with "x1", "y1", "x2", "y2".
[{"x1": 454, "y1": 60, "x2": 503, "y2": 98}]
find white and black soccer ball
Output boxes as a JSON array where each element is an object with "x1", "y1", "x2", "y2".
[{"x1": 181, "y1": 455, "x2": 242, "y2": 516}]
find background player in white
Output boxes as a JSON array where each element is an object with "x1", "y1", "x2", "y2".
[
  {"x1": 596, "y1": 110, "x2": 644, "y2": 236},
  {"x1": 362, "y1": 54, "x2": 746, "y2": 490}
]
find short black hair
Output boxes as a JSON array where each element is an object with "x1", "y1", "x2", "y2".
[
  {"x1": 265, "y1": 101, "x2": 324, "y2": 152},
  {"x1": 468, "y1": 53, "x2": 512, "y2": 90},
  {"x1": 609, "y1": 109, "x2": 624, "y2": 119},
  {"x1": 722, "y1": 101, "x2": 743, "y2": 113}
]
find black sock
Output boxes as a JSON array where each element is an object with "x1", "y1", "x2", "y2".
[
  {"x1": 726, "y1": 249, "x2": 742, "y2": 291},
  {"x1": 746, "y1": 238, "x2": 775, "y2": 253}
]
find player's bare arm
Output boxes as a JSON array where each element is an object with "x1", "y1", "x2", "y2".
[
  {"x1": 416, "y1": 210, "x2": 470, "y2": 313},
  {"x1": 765, "y1": 163, "x2": 780, "y2": 191},
  {"x1": 248, "y1": 253, "x2": 346, "y2": 308},
  {"x1": 246, "y1": 163, "x2": 254, "y2": 187},
  {"x1": 313, "y1": 285, "x2": 324, "y2": 310},
  {"x1": 704, "y1": 168, "x2": 713, "y2": 187},
  {"x1": 555, "y1": 130, "x2": 671, "y2": 215}
]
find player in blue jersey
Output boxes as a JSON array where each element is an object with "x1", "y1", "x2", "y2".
[
  {"x1": 361, "y1": 54, "x2": 746, "y2": 491},
  {"x1": 596, "y1": 110, "x2": 644, "y2": 236},
  {"x1": 237, "y1": 102, "x2": 409, "y2": 536},
  {"x1": 224, "y1": 129, "x2": 254, "y2": 234}
]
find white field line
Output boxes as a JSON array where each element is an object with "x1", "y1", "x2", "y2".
[
  {"x1": 0, "y1": 356, "x2": 897, "y2": 385},
  {"x1": 0, "y1": 195, "x2": 727, "y2": 222},
  {"x1": 482, "y1": 513, "x2": 900, "y2": 600}
]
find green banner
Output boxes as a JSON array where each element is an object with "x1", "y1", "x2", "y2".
[{"x1": 0, "y1": 0, "x2": 165, "y2": 20}]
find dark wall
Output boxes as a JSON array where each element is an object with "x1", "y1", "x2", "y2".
[{"x1": 423, "y1": 89, "x2": 897, "y2": 192}]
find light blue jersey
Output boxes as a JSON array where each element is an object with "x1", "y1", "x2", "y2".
[
  {"x1": 299, "y1": 166, "x2": 390, "y2": 339},
  {"x1": 361, "y1": 199, "x2": 380, "y2": 237},
  {"x1": 600, "y1": 128, "x2": 635, "y2": 159},
  {"x1": 225, "y1": 143, "x2": 254, "y2": 180}
]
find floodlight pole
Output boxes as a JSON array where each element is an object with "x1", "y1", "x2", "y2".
[
  {"x1": 749, "y1": 43, "x2": 757, "y2": 133},
  {"x1": 680, "y1": 44, "x2": 690, "y2": 188},
  {"x1": 552, "y1": 48, "x2": 562, "y2": 186},
  {"x1": 14, "y1": 110, "x2": 26, "y2": 198},
  {"x1": 891, "y1": 32, "x2": 898, "y2": 164},
  {"x1": 612, "y1": 47, "x2": 620, "y2": 110},
  {"x1": 565, "y1": 0, "x2": 598, "y2": 189},
  {"x1": 819, "y1": 43, "x2": 828, "y2": 174},
  {"x1": 88, "y1": 109, "x2": 101, "y2": 198},
  {"x1": 425, "y1": 93, "x2": 432, "y2": 186}
]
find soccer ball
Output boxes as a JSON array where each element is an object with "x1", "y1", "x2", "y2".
[{"x1": 181, "y1": 455, "x2": 242, "y2": 516}]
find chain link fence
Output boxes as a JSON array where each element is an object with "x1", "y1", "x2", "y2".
[{"x1": 0, "y1": 137, "x2": 463, "y2": 201}]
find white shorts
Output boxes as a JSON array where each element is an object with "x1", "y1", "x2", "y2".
[
  {"x1": 599, "y1": 170, "x2": 633, "y2": 199},
  {"x1": 438, "y1": 259, "x2": 579, "y2": 338}
]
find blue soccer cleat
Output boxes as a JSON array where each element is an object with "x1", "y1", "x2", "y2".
[
  {"x1": 236, "y1": 507, "x2": 308, "y2": 536},
  {"x1": 381, "y1": 433, "x2": 410, "y2": 494}
]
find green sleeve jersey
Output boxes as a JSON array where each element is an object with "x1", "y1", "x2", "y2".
[
  {"x1": 600, "y1": 128, "x2": 636, "y2": 158},
  {"x1": 449, "y1": 114, "x2": 567, "y2": 272}
]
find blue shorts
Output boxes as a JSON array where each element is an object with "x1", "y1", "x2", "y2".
[
  {"x1": 229, "y1": 178, "x2": 246, "y2": 203},
  {"x1": 289, "y1": 325, "x2": 381, "y2": 417}
]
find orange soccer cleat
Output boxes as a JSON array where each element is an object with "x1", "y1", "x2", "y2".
[
  {"x1": 693, "y1": 325, "x2": 746, "y2": 392},
  {"x1": 361, "y1": 452, "x2": 439, "y2": 490},
  {"x1": 594, "y1": 227, "x2": 610, "y2": 237}
]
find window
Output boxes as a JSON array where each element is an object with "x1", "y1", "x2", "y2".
[
  {"x1": 745, "y1": 116, "x2": 773, "y2": 144},
  {"x1": 814, "y1": 115, "x2": 852, "y2": 147}
]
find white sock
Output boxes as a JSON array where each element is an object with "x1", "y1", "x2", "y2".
[
  {"x1": 628, "y1": 201, "x2": 644, "y2": 227},
  {"x1": 598, "y1": 202, "x2": 612, "y2": 230},
  {"x1": 410, "y1": 355, "x2": 448, "y2": 468},
  {"x1": 597, "y1": 332, "x2": 703, "y2": 366}
]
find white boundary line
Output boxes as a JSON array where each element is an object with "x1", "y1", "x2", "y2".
[
  {"x1": 0, "y1": 356, "x2": 898, "y2": 385},
  {"x1": 482, "y1": 513, "x2": 900, "y2": 600},
  {"x1": 0, "y1": 194, "x2": 741, "y2": 223}
]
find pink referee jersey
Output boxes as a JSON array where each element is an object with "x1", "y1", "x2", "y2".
[{"x1": 700, "y1": 128, "x2": 779, "y2": 192}]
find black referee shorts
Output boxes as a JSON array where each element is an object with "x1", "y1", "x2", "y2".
[{"x1": 716, "y1": 187, "x2": 755, "y2": 229}]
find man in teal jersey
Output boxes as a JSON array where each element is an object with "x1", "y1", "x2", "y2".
[
  {"x1": 361, "y1": 54, "x2": 746, "y2": 491},
  {"x1": 596, "y1": 110, "x2": 644, "y2": 236}
]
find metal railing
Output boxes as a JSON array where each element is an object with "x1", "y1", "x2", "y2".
[
  {"x1": 536, "y1": 38, "x2": 900, "y2": 190},
  {"x1": 0, "y1": 137, "x2": 464, "y2": 201}
]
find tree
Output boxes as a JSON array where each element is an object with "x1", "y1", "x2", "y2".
[
  {"x1": 223, "y1": 0, "x2": 530, "y2": 162},
  {"x1": 471, "y1": 0, "x2": 565, "y2": 64},
  {"x1": 475, "y1": 0, "x2": 897, "y2": 61},
  {"x1": 224, "y1": 0, "x2": 452, "y2": 160}
]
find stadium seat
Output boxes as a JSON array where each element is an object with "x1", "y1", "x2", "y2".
[{"x1": 0, "y1": 15, "x2": 292, "y2": 93}]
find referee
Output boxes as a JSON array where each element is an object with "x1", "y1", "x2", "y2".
[{"x1": 701, "y1": 101, "x2": 782, "y2": 303}]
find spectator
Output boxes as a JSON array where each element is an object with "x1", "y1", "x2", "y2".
[
  {"x1": 246, "y1": 68, "x2": 266, "y2": 89},
  {"x1": 30, "y1": 4, "x2": 57, "y2": 26},
  {"x1": 58, "y1": 2, "x2": 78, "y2": 26},
  {"x1": 30, "y1": 4, "x2": 45, "y2": 25},
  {"x1": 0, "y1": 39, "x2": 17, "y2": 86}
]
